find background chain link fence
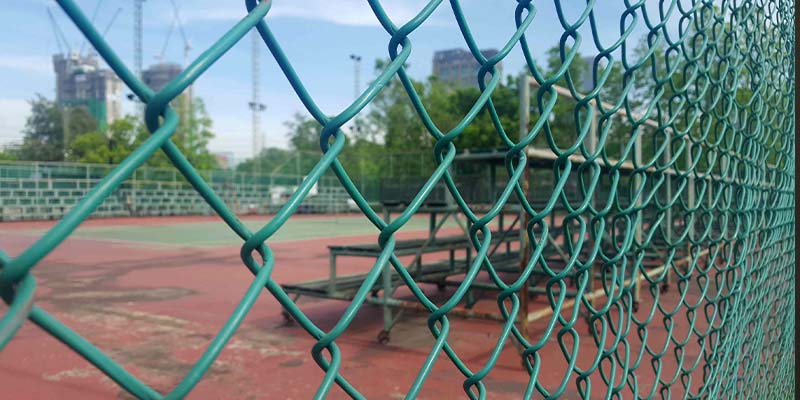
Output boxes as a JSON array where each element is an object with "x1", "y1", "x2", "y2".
[
  {"x1": 0, "y1": 155, "x2": 433, "y2": 220},
  {"x1": 0, "y1": 0, "x2": 795, "y2": 399}
]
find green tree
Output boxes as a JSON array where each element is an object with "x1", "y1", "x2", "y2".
[
  {"x1": 17, "y1": 95, "x2": 96, "y2": 161},
  {"x1": 364, "y1": 59, "x2": 520, "y2": 153},
  {"x1": 0, "y1": 147, "x2": 17, "y2": 161},
  {"x1": 69, "y1": 132, "x2": 111, "y2": 164},
  {"x1": 237, "y1": 112, "x2": 325, "y2": 176},
  {"x1": 340, "y1": 120, "x2": 397, "y2": 179},
  {"x1": 365, "y1": 72, "x2": 429, "y2": 151},
  {"x1": 444, "y1": 76, "x2": 520, "y2": 150},
  {"x1": 140, "y1": 95, "x2": 219, "y2": 170},
  {"x1": 237, "y1": 147, "x2": 293, "y2": 174},
  {"x1": 277, "y1": 112, "x2": 323, "y2": 175},
  {"x1": 596, "y1": 62, "x2": 629, "y2": 160},
  {"x1": 69, "y1": 116, "x2": 139, "y2": 164},
  {"x1": 286, "y1": 112, "x2": 322, "y2": 152},
  {"x1": 535, "y1": 45, "x2": 590, "y2": 149}
]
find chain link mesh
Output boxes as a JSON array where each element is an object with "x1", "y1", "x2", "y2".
[{"x1": 0, "y1": 0, "x2": 794, "y2": 398}]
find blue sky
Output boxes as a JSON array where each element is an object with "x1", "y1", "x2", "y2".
[{"x1": 1, "y1": 1, "x2": 663, "y2": 162}]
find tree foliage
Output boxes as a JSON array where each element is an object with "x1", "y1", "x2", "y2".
[
  {"x1": 142, "y1": 95, "x2": 218, "y2": 170},
  {"x1": 362, "y1": 60, "x2": 520, "y2": 153},
  {"x1": 69, "y1": 116, "x2": 139, "y2": 164},
  {"x1": 11, "y1": 94, "x2": 219, "y2": 170},
  {"x1": 242, "y1": 37, "x2": 769, "y2": 180},
  {"x1": 16, "y1": 95, "x2": 96, "y2": 162},
  {"x1": 0, "y1": 148, "x2": 16, "y2": 161},
  {"x1": 237, "y1": 147, "x2": 296, "y2": 175}
]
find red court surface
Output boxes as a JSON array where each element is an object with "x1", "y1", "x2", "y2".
[{"x1": 0, "y1": 215, "x2": 705, "y2": 399}]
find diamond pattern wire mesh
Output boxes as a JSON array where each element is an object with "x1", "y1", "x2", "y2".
[{"x1": 0, "y1": 0, "x2": 795, "y2": 399}]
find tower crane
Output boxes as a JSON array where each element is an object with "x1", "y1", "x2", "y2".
[
  {"x1": 169, "y1": 0, "x2": 192, "y2": 65},
  {"x1": 86, "y1": 7, "x2": 122, "y2": 58},
  {"x1": 155, "y1": 0, "x2": 194, "y2": 141},
  {"x1": 155, "y1": 0, "x2": 192, "y2": 64},
  {"x1": 78, "y1": 0, "x2": 103, "y2": 56},
  {"x1": 46, "y1": 7, "x2": 71, "y2": 55}
]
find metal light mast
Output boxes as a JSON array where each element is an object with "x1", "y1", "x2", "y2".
[
  {"x1": 249, "y1": 31, "x2": 267, "y2": 164},
  {"x1": 133, "y1": 0, "x2": 143, "y2": 78},
  {"x1": 349, "y1": 54, "x2": 361, "y2": 100},
  {"x1": 133, "y1": 0, "x2": 144, "y2": 114}
]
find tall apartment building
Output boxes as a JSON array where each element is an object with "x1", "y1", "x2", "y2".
[
  {"x1": 53, "y1": 52, "x2": 122, "y2": 131},
  {"x1": 142, "y1": 62, "x2": 183, "y2": 92},
  {"x1": 432, "y1": 48, "x2": 503, "y2": 88}
]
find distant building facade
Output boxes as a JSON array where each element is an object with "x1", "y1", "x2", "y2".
[
  {"x1": 432, "y1": 48, "x2": 503, "y2": 88},
  {"x1": 142, "y1": 62, "x2": 183, "y2": 92},
  {"x1": 53, "y1": 52, "x2": 122, "y2": 131}
]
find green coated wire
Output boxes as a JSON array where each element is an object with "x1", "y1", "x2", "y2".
[{"x1": 0, "y1": 0, "x2": 794, "y2": 399}]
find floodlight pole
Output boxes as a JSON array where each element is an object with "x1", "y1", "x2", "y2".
[
  {"x1": 250, "y1": 31, "x2": 267, "y2": 171},
  {"x1": 350, "y1": 54, "x2": 362, "y2": 101},
  {"x1": 133, "y1": 0, "x2": 144, "y2": 116}
]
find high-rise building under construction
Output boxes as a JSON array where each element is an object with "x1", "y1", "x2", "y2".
[
  {"x1": 53, "y1": 52, "x2": 122, "y2": 131},
  {"x1": 142, "y1": 62, "x2": 183, "y2": 92},
  {"x1": 432, "y1": 48, "x2": 503, "y2": 88}
]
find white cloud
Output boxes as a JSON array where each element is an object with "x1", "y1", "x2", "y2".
[
  {"x1": 0, "y1": 55, "x2": 52, "y2": 74},
  {"x1": 268, "y1": 0, "x2": 423, "y2": 27},
  {"x1": 207, "y1": 113, "x2": 290, "y2": 160},
  {"x1": 0, "y1": 98, "x2": 31, "y2": 146},
  {"x1": 180, "y1": 0, "x2": 436, "y2": 27}
]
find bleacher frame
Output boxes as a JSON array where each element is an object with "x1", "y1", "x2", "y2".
[{"x1": 278, "y1": 76, "x2": 697, "y2": 343}]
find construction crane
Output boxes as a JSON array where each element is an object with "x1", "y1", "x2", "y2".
[
  {"x1": 86, "y1": 7, "x2": 122, "y2": 58},
  {"x1": 48, "y1": 2, "x2": 121, "y2": 58},
  {"x1": 133, "y1": 0, "x2": 144, "y2": 81},
  {"x1": 249, "y1": 31, "x2": 267, "y2": 162},
  {"x1": 169, "y1": 0, "x2": 191, "y2": 64},
  {"x1": 149, "y1": 0, "x2": 194, "y2": 142},
  {"x1": 46, "y1": 7, "x2": 71, "y2": 55},
  {"x1": 46, "y1": 6, "x2": 73, "y2": 159},
  {"x1": 47, "y1": 2, "x2": 124, "y2": 158},
  {"x1": 170, "y1": 0, "x2": 194, "y2": 145},
  {"x1": 154, "y1": 21, "x2": 175, "y2": 63},
  {"x1": 155, "y1": 0, "x2": 192, "y2": 64},
  {"x1": 78, "y1": 0, "x2": 104, "y2": 56}
]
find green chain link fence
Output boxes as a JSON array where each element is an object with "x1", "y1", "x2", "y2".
[
  {"x1": 0, "y1": 0, "x2": 794, "y2": 398},
  {"x1": 0, "y1": 154, "x2": 435, "y2": 220}
]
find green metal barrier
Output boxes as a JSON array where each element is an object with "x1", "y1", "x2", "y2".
[
  {"x1": 0, "y1": 0, "x2": 794, "y2": 399},
  {"x1": 0, "y1": 161, "x2": 362, "y2": 220},
  {"x1": 0, "y1": 154, "x2": 430, "y2": 220}
]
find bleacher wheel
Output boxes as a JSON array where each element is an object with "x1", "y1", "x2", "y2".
[
  {"x1": 377, "y1": 330, "x2": 391, "y2": 345},
  {"x1": 281, "y1": 309, "x2": 295, "y2": 325}
]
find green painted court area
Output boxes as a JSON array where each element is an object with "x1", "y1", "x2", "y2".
[{"x1": 20, "y1": 215, "x2": 466, "y2": 247}]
